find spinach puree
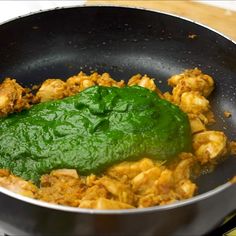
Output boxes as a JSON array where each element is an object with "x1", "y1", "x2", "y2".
[{"x1": 0, "y1": 86, "x2": 191, "y2": 183}]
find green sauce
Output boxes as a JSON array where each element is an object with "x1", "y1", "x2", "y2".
[{"x1": 0, "y1": 86, "x2": 191, "y2": 183}]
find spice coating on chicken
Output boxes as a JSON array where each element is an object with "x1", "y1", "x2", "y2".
[
  {"x1": 0, "y1": 78, "x2": 32, "y2": 117},
  {"x1": 0, "y1": 68, "x2": 231, "y2": 210}
]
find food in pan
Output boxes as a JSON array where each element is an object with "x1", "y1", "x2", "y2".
[
  {"x1": 0, "y1": 68, "x2": 232, "y2": 209},
  {"x1": 0, "y1": 85, "x2": 191, "y2": 183}
]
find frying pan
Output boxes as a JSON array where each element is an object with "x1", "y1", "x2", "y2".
[{"x1": 0, "y1": 6, "x2": 235, "y2": 236}]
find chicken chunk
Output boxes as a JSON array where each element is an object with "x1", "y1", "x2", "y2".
[
  {"x1": 175, "y1": 179, "x2": 197, "y2": 199},
  {"x1": 155, "y1": 169, "x2": 175, "y2": 194},
  {"x1": 0, "y1": 69, "x2": 229, "y2": 210},
  {"x1": 173, "y1": 157, "x2": 195, "y2": 183},
  {"x1": 166, "y1": 69, "x2": 215, "y2": 130},
  {"x1": 189, "y1": 116, "x2": 206, "y2": 134},
  {"x1": 204, "y1": 111, "x2": 216, "y2": 125},
  {"x1": 180, "y1": 91, "x2": 209, "y2": 114},
  {"x1": 0, "y1": 170, "x2": 37, "y2": 198},
  {"x1": 37, "y1": 171, "x2": 83, "y2": 207},
  {"x1": 81, "y1": 185, "x2": 108, "y2": 201},
  {"x1": 168, "y1": 68, "x2": 214, "y2": 98},
  {"x1": 97, "y1": 176, "x2": 135, "y2": 205},
  {"x1": 96, "y1": 72, "x2": 125, "y2": 88},
  {"x1": 36, "y1": 79, "x2": 68, "y2": 102},
  {"x1": 66, "y1": 72, "x2": 124, "y2": 94},
  {"x1": 0, "y1": 78, "x2": 32, "y2": 116},
  {"x1": 193, "y1": 131, "x2": 228, "y2": 164},
  {"x1": 106, "y1": 158, "x2": 155, "y2": 180},
  {"x1": 128, "y1": 74, "x2": 156, "y2": 91},
  {"x1": 50, "y1": 169, "x2": 79, "y2": 179},
  {"x1": 84, "y1": 174, "x2": 97, "y2": 187},
  {"x1": 230, "y1": 141, "x2": 236, "y2": 155},
  {"x1": 66, "y1": 71, "x2": 96, "y2": 94},
  {"x1": 128, "y1": 74, "x2": 163, "y2": 97},
  {"x1": 163, "y1": 91, "x2": 172, "y2": 102},
  {"x1": 131, "y1": 167, "x2": 163, "y2": 195},
  {"x1": 138, "y1": 194, "x2": 162, "y2": 208}
]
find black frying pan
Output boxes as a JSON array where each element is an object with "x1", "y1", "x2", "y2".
[{"x1": 0, "y1": 6, "x2": 235, "y2": 236}]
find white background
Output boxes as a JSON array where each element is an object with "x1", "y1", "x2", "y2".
[{"x1": 0, "y1": 1, "x2": 86, "y2": 23}]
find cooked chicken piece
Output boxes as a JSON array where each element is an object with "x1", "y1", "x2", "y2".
[
  {"x1": 84, "y1": 174, "x2": 97, "y2": 187},
  {"x1": 106, "y1": 158, "x2": 155, "y2": 180},
  {"x1": 37, "y1": 172, "x2": 83, "y2": 207},
  {"x1": 175, "y1": 179, "x2": 197, "y2": 199},
  {"x1": 50, "y1": 169, "x2": 79, "y2": 179},
  {"x1": 168, "y1": 74, "x2": 182, "y2": 86},
  {"x1": 158, "y1": 195, "x2": 179, "y2": 206},
  {"x1": 180, "y1": 91, "x2": 209, "y2": 114},
  {"x1": 171, "y1": 154, "x2": 196, "y2": 200},
  {"x1": 163, "y1": 91, "x2": 172, "y2": 102},
  {"x1": 66, "y1": 72, "x2": 124, "y2": 94},
  {"x1": 96, "y1": 72, "x2": 125, "y2": 88},
  {"x1": 81, "y1": 185, "x2": 108, "y2": 201},
  {"x1": 97, "y1": 176, "x2": 135, "y2": 205},
  {"x1": 80, "y1": 79, "x2": 95, "y2": 90},
  {"x1": 133, "y1": 168, "x2": 177, "y2": 207},
  {"x1": 131, "y1": 167, "x2": 163, "y2": 195},
  {"x1": 178, "y1": 152, "x2": 196, "y2": 160},
  {"x1": 155, "y1": 169, "x2": 175, "y2": 194},
  {"x1": 198, "y1": 113, "x2": 210, "y2": 125},
  {"x1": 154, "y1": 70, "x2": 215, "y2": 129},
  {"x1": 127, "y1": 74, "x2": 142, "y2": 86},
  {"x1": 78, "y1": 199, "x2": 97, "y2": 209},
  {"x1": 66, "y1": 71, "x2": 96, "y2": 94},
  {"x1": 128, "y1": 74, "x2": 163, "y2": 97},
  {"x1": 173, "y1": 157, "x2": 195, "y2": 183},
  {"x1": 138, "y1": 191, "x2": 180, "y2": 207},
  {"x1": 0, "y1": 78, "x2": 32, "y2": 116},
  {"x1": 189, "y1": 116, "x2": 206, "y2": 133},
  {"x1": 0, "y1": 69, "x2": 228, "y2": 210},
  {"x1": 36, "y1": 79, "x2": 68, "y2": 102},
  {"x1": 80, "y1": 198, "x2": 134, "y2": 210},
  {"x1": 168, "y1": 68, "x2": 214, "y2": 98},
  {"x1": 138, "y1": 194, "x2": 162, "y2": 208},
  {"x1": 193, "y1": 131, "x2": 228, "y2": 164},
  {"x1": 204, "y1": 111, "x2": 216, "y2": 125},
  {"x1": 0, "y1": 170, "x2": 37, "y2": 198},
  {"x1": 230, "y1": 141, "x2": 236, "y2": 155},
  {"x1": 128, "y1": 74, "x2": 156, "y2": 91}
]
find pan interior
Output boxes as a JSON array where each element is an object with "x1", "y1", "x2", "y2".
[{"x1": 0, "y1": 6, "x2": 235, "y2": 195}]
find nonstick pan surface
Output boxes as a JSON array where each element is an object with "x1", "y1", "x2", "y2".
[{"x1": 0, "y1": 6, "x2": 235, "y2": 236}]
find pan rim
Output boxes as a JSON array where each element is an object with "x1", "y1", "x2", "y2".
[
  {"x1": 0, "y1": 182, "x2": 234, "y2": 214},
  {"x1": 0, "y1": 5, "x2": 235, "y2": 214},
  {"x1": 0, "y1": 4, "x2": 235, "y2": 45}
]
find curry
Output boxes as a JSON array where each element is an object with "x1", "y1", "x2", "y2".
[
  {"x1": 0, "y1": 68, "x2": 233, "y2": 209},
  {"x1": 0, "y1": 85, "x2": 191, "y2": 183}
]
